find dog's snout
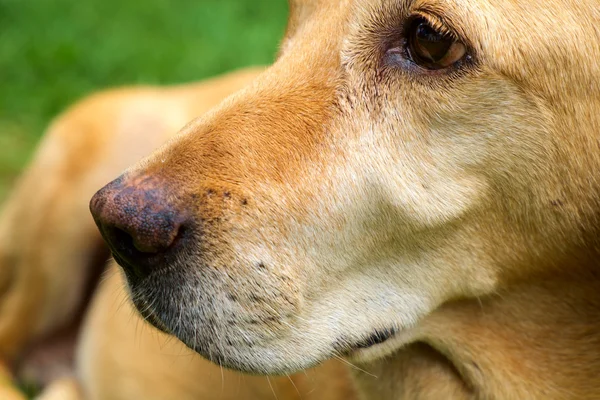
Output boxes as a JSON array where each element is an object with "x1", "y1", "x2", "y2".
[{"x1": 90, "y1": 176, "x2": 189, "y2": 279}]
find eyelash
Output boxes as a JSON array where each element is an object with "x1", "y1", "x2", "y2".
[{"x1": 410, "y1": 13, "x2": 455, "y2": 39}]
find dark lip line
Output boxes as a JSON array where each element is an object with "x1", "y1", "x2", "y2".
[
  {"x1": 353, "y1": 327, "x2": 398, "y2": 349},
  {"x1": 335, "y1": 327, "x2": 399, "y2": 355}
]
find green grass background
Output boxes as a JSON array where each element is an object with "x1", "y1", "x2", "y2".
[{"x1": 0, "y1": 0, "x2": 288, "y2": 201}]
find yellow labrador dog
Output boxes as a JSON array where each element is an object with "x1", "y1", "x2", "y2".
[{"x1": 2, "y1": 0, "x2": 600, "y2": 399}]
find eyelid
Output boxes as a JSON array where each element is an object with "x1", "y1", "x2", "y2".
[{"x1": 410, "y1": 12, "x2": 457, "y2": 40}]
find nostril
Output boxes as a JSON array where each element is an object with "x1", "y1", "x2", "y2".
[
  {"x1": 108, "y1": 224, "x2": 175, "y2": 255},
  {"x1": 110, "y1": 226, "x2": 137, "y2": 253},
  {"x1": 170, "y1": 224, "x2": 186, "y2": 248},
  {"x1": 104, "y1": 225, "x2": 150, "y2": 281}
]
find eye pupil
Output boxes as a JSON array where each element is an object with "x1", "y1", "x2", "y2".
[
  {"x1": 407, "y1": 18, "x2": 467, "y2": 70},
  {"x1": 415, "y1": 22, "x2": 453, "y2": 62},
  {"x1": 416, "y1": 23, "x2": 444, "y2": 43}
]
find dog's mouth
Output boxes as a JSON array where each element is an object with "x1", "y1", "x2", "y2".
[
  {"x1": 335, "y1": 327, "x2": 399, "y2": 356},
  {"x1": 350, "y1": 327, "x2": 398, "y2": 350},
  {"x1": 341, "y1": 326, "x2": 418, "y2": 365}
]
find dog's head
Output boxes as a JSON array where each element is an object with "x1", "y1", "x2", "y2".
[{"x1": 90, "y1": 0, "x2": 600, "y2": 374}]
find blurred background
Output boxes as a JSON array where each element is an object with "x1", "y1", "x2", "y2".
[{"x1": 0, "y1": 0, "x2": 288, "y2": 201}]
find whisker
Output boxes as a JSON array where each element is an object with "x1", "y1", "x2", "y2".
[
  {"x1": 332, "y1": 354, "x2": 378, "y2": 379},
  {"x1": 266, "y1": 376, "x2": 279, "y2": 400},
  {"x1": 220, "y1": 361, "x2": 225, "y2": 396},
  {"x1": 286, "y1": 374, "x2": 302, "y2": 399}
]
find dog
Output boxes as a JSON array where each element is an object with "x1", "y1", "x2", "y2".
[{"x1": 3, "y1": 0, "x2": 600, "y2": 398}]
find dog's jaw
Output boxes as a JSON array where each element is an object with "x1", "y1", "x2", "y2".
[
  {"x1": 117, "y1": 231, "x2": 483, "y2": 375},
  {"x1": 124, "y1": 270, "x2": 431, "y2": 374}
]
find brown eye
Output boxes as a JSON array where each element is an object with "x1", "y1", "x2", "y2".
[{"x1": 407, "y1": 18, "x2": 466, "y2": 70}]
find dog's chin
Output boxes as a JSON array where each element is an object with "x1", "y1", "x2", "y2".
[
  {"x1": 120, "y1": 278, "x2": 320, "y2": 375},
  {"x1": 177, "y1": 326, "x2": 409, "y2": 375},
  {"x1": 189, "y1": 342, "x2": 327, "y2": 375},
  {"x1": 121, "y1": 267, "x2": 413, "y2": 375},
  {"x1": 131, "y1": 301, "x2": 408, "y2": 375},
  {"x1": 140, "y1": 313, "x2": 327, "y2": 375}
]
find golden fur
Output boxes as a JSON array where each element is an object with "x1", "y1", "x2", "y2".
[{"x1": 2, "y1": 0, "x2": 600, "y2": 398}]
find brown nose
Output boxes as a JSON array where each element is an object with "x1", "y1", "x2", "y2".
[{"x1": 89, "y1": 175, "x2": 189, "y2": 280}]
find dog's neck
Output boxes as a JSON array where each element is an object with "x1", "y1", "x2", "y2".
[{"x1": 351, "y1": 274, "x2": 600, "y2": 400}]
